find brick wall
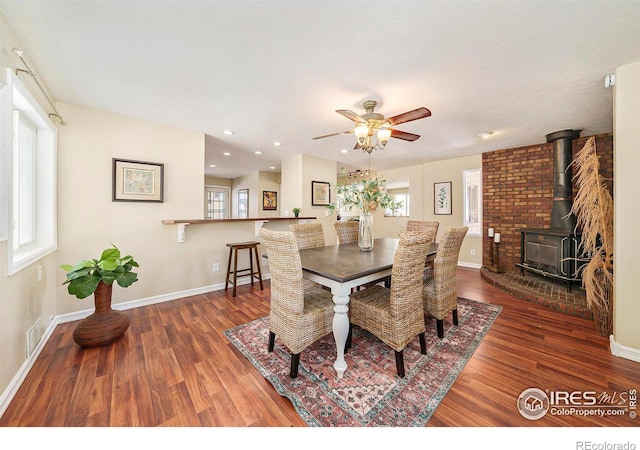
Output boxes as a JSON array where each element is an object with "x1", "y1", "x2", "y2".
[{"x1": 482, "y1": 133, "x2": 613, "y2": 270}]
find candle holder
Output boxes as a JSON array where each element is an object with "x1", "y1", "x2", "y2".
[{"x1": 488, "y1": 240, "x2": 504, "y2": 273}]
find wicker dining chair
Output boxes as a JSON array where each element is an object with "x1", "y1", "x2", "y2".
[
  {"x1": 289, "y1": 223, "x2": 325, "y2": 250},
  {"x1": 347, "y1": 231, "x2": 432, "y2": 377},
  {"x1": 260, "y1": 228, "x2": 334, "y2": 378},
  {"x1": 334, "y1": 221, "x2": 359, "y2": 244},
  {"x1": 423, "y1": 226, "x2": 468, "y2": 338},
  {"x1": 289, "y1": 223, "x2": 326, "y2": 290},
  {"x1": 406, "y1": 220, "x2": 439, "y2": 243},
  {"x1": 406, "y1": 220, "x2": 440, "y2": 276}
]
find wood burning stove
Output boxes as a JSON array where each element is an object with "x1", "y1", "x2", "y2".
[{"x1": 515, "y1": 129, "x2": 585, "y2": 291}]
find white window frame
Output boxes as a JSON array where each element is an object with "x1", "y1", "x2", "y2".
[
  {"x1": 205, "y1": 185, "x2": 230, "y2": 219},
  {"x1": 463, "y1": 168, "x2": 482, "y2": 236},
  {"x1": 4, "y1": 70, "x2": 57, "y2": 275}
]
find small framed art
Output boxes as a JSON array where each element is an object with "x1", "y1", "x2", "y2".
[
  {"x1": 434, "y1": 181, "x2": 452, "y2": 215},
  {"x1": 112, "y1": 158, "x2": 164, "y2": 202},
  {"x1": 263, "y1": 191, "x2": 277, "y2": 210},
  {"x1": 311, "y1": 181, "x2": 331, "y2": 206}
]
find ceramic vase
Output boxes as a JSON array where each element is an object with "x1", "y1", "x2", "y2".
[{"x1": 72, "y1": 281, "x2": 130, "y2": 347}]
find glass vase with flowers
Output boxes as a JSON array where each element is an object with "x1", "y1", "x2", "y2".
[{"x1": 328, "y1": 177, "x2": 402, "y2": 251}]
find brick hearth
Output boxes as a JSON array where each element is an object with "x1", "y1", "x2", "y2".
[{"x1": 480, "y1": 268, "x2": 592, "y2": 320}]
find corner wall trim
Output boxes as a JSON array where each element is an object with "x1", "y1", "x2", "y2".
[{"x1": 609, "y1": 334, "x2": 640, "y2": 363}]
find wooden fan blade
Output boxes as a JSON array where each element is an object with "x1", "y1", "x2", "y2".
[
  {"x1": 386, "y1": 107, "x2": 431, "y2": 126},
  {"x1": 312, "y1": 130, "x2": 353, "y2": 140},
  {"x1": 390, "y1": 129, "x2": 421, "y2": 141},
  {"x1": 336, "y1": 110, "x2": 365, "y2": 123}
]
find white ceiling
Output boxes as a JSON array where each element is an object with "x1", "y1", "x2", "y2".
[{"x1": 1, "y1": 1, "x2": 639, "y2": 179}]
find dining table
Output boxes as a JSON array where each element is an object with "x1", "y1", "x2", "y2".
[{"x1": 298, "y1": 237, "x2": 438, "y2": 378}]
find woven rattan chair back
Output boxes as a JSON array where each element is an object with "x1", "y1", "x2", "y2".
[
  {"x1": 334, "y1": 221, "x2": 359, "y2": 244},
  {"x1": 348, "y1": 231, "x2": 432, "y2": 377},
  {"x1": 423, "y1": 226, "x2": 468, "y2": 338},
  {"x1": 406, "y1": 220, "x2": 439, "y2": 243},
  {"x1": 289, "y1": 223, "x2": 325, "y2": 250},
  {"x1": 259, "y1": 228, "x2": 334, "y2": 378}
]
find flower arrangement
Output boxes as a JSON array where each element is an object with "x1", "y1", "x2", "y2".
[{"x1": 328, "y1": 176, "x2": 402, "y2": 215}]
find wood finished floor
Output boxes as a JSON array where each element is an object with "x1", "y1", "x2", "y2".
[{"x1": 1, "y1": 267, "x2": 638, "y2": 427}]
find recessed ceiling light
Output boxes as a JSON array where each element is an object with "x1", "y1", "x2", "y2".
[
  {"x1": 341, "y1": 149, "x2": 349, "y2": 154},
  {"x1": 273, "y1": 141, "x2": 282, "y2": 146},
  {"x1": 209, "y1": 164, "x2": 216, "y2": 168},
  {"x1": 270, "y1": 166, "x2": 276, "y2": 170},
  {"x1": 223, "y1": 152, "x2": 231, "y2": 156},
  {"x1": 479, "y1": 132, "x2": 494, "y2": 139},
  {"x1": 223, "y1": 130, "x2": 235, "y2": 135},
  {"x1": 255, "y1": 151, "x2": 262, "y2": 155}
]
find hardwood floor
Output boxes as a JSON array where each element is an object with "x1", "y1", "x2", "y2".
[{"x1": 1, "y1": 267, "x2": 638, "y2": 427}]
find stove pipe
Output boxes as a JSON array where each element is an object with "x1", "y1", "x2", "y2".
[{"x1": 545, "y1": 129, "x2": 581, "y2": 231}]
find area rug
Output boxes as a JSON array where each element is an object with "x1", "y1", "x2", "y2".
[{"x1": 224, "y1": 297, "x2": 501, "y2": 427}]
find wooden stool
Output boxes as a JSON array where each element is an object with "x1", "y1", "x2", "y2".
[{"x1": 225, "y1": 241, "x2": 264, "y2": 297}]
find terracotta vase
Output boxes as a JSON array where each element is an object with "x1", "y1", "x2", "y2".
[{"x1": 72, "y1": 281, "x2": 130, "y2": 348}]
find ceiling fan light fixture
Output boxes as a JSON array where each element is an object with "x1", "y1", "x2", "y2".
[
  {"x1": 354, "y1": 123, "x2": 369, "y2": 145},
  {"x1": 377, "y1": 128, "x2": 391, "y2": 145}
]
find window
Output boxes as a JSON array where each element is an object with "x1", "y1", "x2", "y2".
[
  {"x1": 463, "y1": 168, "x2": 482, "y2": 236},
  {"x1": 5, "y1": 70, "x2": 57, "y2": 274},
  {"x1": 237, "y1": 189, "x2": 248, "y2": 218},
  {"x1": 385, "y1": 179, "x2": 410, "y2": 217},
  {"x1": 205, "y1": 186, "x2": 230, "y2": 219}
]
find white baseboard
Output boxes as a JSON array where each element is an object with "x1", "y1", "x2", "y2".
[
  {"x1": 0, "y1": 274, "x2": 271, "y2": 418},
  {"x1": 609, "y1": 334, "x2": 640, "y2": 363}
]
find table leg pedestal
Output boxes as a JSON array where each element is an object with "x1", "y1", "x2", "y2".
[{"x1": 332, "y1": 294, "x2": 350, "y2": 378}]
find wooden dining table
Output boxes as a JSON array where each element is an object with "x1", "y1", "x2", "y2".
[{"x1": 298, "y1": 237, "x2": 438, "y2": 378}]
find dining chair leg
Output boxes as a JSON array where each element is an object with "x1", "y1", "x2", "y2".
[
  {"x1": 395, "y1": 350, "x2": 405, "y2": 378},
  {"x1": 268, "y1": 331, "x2": 275, "y2": 352},
  {"x1": 436, "y1": 319, "x2": 444, "y2": 339},
  {"x1": 290, "y1": 353, "x2": 300, "y2": 378},
  {"x1": 452, "y1": 309, "x2": 458, "y2": 325},
  {"x1": 419, "y1": 332, "x2": 427, "y2": 354}
]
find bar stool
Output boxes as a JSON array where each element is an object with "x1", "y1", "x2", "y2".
[{"x1": 225, "y1": 241, "x2": 264, "y2": 297}]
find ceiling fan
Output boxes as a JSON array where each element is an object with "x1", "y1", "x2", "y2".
[{"x1": 313, "y1": 100, "x2": 431, "y2": 154}]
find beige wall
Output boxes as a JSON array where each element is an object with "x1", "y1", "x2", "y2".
[
  {"x1": 55, "y1": 103, "x2": 206, "y2": 313},
  {"x1": 376, "y1": 155, "x2": 483, "y2": 267},
  {"x1": 613, "y1": 61, "x2": 640, "y2": 352}
]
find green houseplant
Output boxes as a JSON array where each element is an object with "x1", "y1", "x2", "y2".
[
  {"x1": 293, "y1": 207, "x2": 301, "y2": 218},
  {"x1": 61, "y1": 244, "x2": 139, "y2": 347}
]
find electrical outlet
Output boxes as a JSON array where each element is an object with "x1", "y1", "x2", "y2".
[
  {"x1": 213, "y1": 263, "x2": 220, "y2": 272},
  {"x1": 470, "y1": 248, "x2": 476, "y2": 256}
]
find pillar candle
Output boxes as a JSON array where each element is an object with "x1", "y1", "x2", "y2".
[
  {"x1": 494, "y1": 233, "x2": 501, "y2": 243},
  {"x1": 488, "y1": 228, "x2": 494, "y2": 237}
]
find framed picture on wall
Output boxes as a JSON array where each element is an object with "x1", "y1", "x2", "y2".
[
  {"x1": 112, "y1": 158, "x2": 164, "y2": 202},
  {"x1": 263, "y1": 191, "x2": 277, "y2": 210},
  {"x1": 311, "y1": 181, "x2": 331, "y2": 206},
  {"x1": 434, "y1": 181, "x2": 452, "y2": 215},
  {"x1": 238, "y1": 189, "x2": 249, "y2": 218}
]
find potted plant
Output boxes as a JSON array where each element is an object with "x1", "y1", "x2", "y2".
[
  {"x1": 327, "y1": 176, "x2": 402, "y2": 251},
  {"x1": 571, "y1": 137, "x2": 614, "y2": 336},
  {"x1": 293, "y1": 207, "x2": 301, "y2": 218},
  {"x1": 61, "y1": 244, "x2": 139, "y2": 347}
]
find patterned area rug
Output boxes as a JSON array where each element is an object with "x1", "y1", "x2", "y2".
[{"x1": 224, "y1": 297, "x2": 501, "y2": 427}]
